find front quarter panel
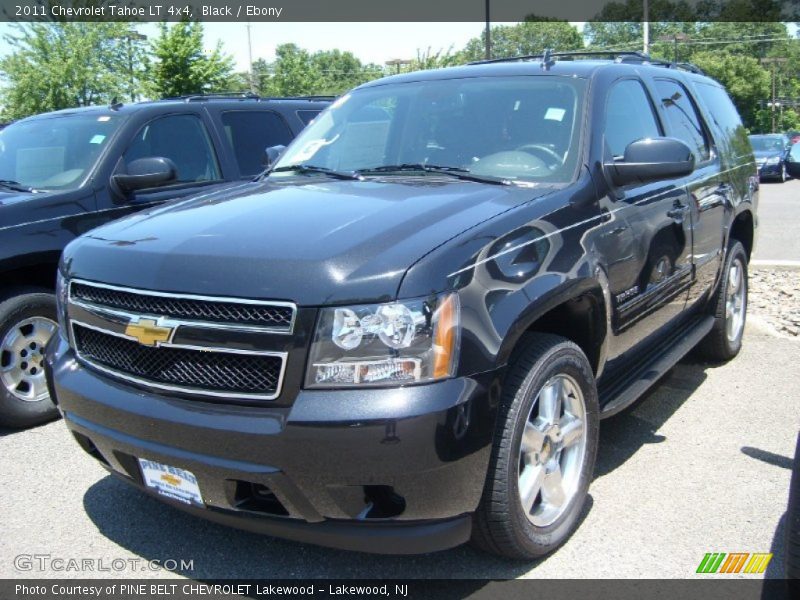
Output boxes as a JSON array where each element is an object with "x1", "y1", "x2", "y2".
[{"x1": 399, "y1": 172, "x2": 610, "y2": 377}]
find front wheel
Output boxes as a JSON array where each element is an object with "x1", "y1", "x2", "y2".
[
  {"x1": 0, "y1": 290, "x2": 60, "y2": 428},
  {"x1": 472, "y1": 334, "x2": 599, "y2": 559}
]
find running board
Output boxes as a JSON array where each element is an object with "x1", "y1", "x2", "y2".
[{"x1": 598, "y1": 315, "x2": 714, "y2": 418}]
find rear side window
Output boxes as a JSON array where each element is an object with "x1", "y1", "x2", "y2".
[
  {"x1": 694, "y1": 82, "x2": 751, "y2": 159},
  {"x1": 654, "y1": 79, "x2": 710, "y2": 161},
  {"x1": 297, "y1": 110, "x2": 322, "y2": 126},
  {"x1": 221, "y1": 111, "x2": 293, "y2": 177},
  {"x1": 604, "y1": 79, "x2": 661, "y2": 159},
  {"x1": 125, "y1": 114, "x2": 221, "y2": 184}
]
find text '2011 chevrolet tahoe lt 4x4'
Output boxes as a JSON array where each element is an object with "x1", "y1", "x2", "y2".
[{"x1": 46, "y1": 51, "x2": 757, "y2": 559}]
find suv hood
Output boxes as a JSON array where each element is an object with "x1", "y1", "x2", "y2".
[{"x1": 62, "y1": 178, "x2": 548, "y2": 305}]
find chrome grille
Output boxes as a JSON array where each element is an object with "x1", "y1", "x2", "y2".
[
  {"x1": 72, "y1": 323, "x2": 284, "y2": 400},
  {"x1": 70, "y1": 281, "x2": 295, "y2": 332}
]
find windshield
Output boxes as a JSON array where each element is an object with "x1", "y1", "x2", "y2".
[
  {"x1": 0, "y1": 113, "x2": 124, "y2": 191},
  {"x1": 273, "y1": 75, "x2": 586, "y2": 184},
  {"x1": 749, "y1": 135, "x2": 785, "y2": 153}
]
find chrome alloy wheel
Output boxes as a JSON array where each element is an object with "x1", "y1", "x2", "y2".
[
  {"x1": 725, "y1": 257, "x2": 746, "y2": 344},
  {"x1": 0, "y1": 317, "x2": 57, "y2": 402},
  {"x1": 518, "y1": 373, "x2": 587, "y2": 527}
]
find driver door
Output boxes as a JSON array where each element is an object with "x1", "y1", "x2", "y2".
[{"x1": 599, "y1": 78, "x2": 693, "y2": 348}]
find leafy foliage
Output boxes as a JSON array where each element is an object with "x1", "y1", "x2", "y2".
[
  {"x1": 0, "y1": 22, "x2": 147, "y2": 120},
  {"x1": 461, "y1": 21, "x2": 583, "y2": 62},
  {"x1": 149, "y1": 21, "x2": 235, "y2": 98}
]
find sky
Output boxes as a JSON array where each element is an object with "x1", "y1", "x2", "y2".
[{"x1": 0, "y1": 22, "x2": 520, "y2": 69}]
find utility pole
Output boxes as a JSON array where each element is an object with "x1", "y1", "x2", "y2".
[
  {"x1": 246, "y1": 22, "x2": 255, "y2": 94},
  {"x1": 761, "y1": 57, "x2": 788, "y2": 133},
  {"x1": 485, "y1": 0, "x2": 491, "y2": 60},
  {"x1": 643, "y1": 0, "x2": 649, "y2": 54},
  {"x1": 658, "y1": 33, "x2": 689, "y2": 63}
]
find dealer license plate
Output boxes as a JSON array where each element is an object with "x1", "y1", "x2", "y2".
[{"x1": 138, "y1": 458, "x2": 204, "y2": 507}]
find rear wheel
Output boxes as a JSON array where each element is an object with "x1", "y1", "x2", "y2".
[
  {"x1": 472, "y1": 334, "x2": 599, "y2": 559},
  {"x1": 0, "y1": 290, "x2": 60, "y2": 428},
  {"x1": 697, "y1": 240, "x2": 747, "y2": 362}
]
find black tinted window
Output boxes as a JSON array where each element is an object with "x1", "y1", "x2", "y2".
[
  {"x1": 125, "y1": 114, "x2": 220, "y2": 183},
  {"x1": 694, "y1": 82, "x2": 751, "y2": 159},
  {"x1": 655, "y1": 79, "x2": 709, "y2": 161},
  {"x1": 221, "y1": 111, "x2": 293, "y2": 177},
  {"x1": 297, "y1": 110, "x2": 321, "y2": 126},
  {"x1": 604, "y1": 79, "x2": 661, "y2": 159}
]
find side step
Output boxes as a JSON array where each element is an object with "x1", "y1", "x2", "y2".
[{"x1": 598, "y1": 315, "x2": 715, "y2": 418}]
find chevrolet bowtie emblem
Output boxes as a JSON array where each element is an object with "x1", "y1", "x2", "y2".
[
  {"x1": 124, "y1": 318, "x2": 173, "y2": 347},
  {"x1": 160, "y1": 473, "x2": 182, "y2": 486}
]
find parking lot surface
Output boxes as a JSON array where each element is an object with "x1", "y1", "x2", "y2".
[
  {"x1": 1, "y1": 182, "x2": 798, "y2": 580},
  {"x1": 753, "y1": 179, "x2": 800, "y2": 263}
]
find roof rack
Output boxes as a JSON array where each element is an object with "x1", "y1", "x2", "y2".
[
  {"x1": 160, "y1": 92, "x2": 337, "y2": 103},
  {"x1": 468, "y1": 50, "x2": 706, "y2": 75}
]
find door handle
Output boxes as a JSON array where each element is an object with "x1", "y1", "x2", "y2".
[{"x1": 667, "y1": 202, "x2": 689, "y2": 220}]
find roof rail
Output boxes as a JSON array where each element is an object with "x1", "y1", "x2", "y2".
[
  {"x1": 260, "y1": 95, "x2": 337, "y2": 101},
  {"x1": 468, "y1": 50, "x2": 706, "y2": 75},
  {"x1": 160, "y1": 92, "x2": 336, "y2": 103}
]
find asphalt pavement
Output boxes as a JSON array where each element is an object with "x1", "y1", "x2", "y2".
[
  {"x1": 1, "y1": 183, "x2": 799, "y2": 581},
  {"x1": 753, "y1": 178, "x2": 800, "y2": 263}
]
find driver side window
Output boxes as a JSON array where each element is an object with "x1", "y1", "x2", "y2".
[
  {"x1": 124, "y1": 114, "x2": 221, "y2": 184},
  {"x1": 605, "y1": 80, "x2": 662, "y2": 159}
]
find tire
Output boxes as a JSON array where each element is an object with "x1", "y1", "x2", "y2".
[
  {"x1": 786, "y1": 433, "x2": 800, "y2": 581},
  {"x1": 696, "y1": 240, "x2": 748, "y2": 362},
  {"x1": 472, "y1": 334, "x2": 599, "y2": 559},
  {"x1": 0, "y1": 289, "x2": 60, "y2": 429}
]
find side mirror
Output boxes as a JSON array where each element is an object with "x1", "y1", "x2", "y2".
[
  {"x1": 606, "y1": 137, "x2": 695, "y2": 187},
  {"x1": 112, "y1": 157, "x2": 177, "y2": 192},
  {"x1": 263, "y1": 145, "x2": 286, "y2": 169}
]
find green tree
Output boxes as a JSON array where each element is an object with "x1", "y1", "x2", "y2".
[
  {"x1": 149, "y1": 21, "x2": 234, "y2": 98},
  {"x1": 0, "y1": 22, "x2": 146, "y2": 119},
  {"x1": 269, "y1": 43, "x2": 321, "y2": 96},
  {"x1": 691, "y1": 51, "x2": 771, "y2": 129},
  {"x1": 461, "y1": 20, "x2": 583, "y2": 62},
  {"x1": 312, "y1": 49, "x2": 383, "y2": 95},
  {"x1": 411, "y1": 47, "x2": 465, "y2": 71},
  {"x1": 267, "y1": 44, "x2": 383, "y2": 96},
  {"x1": 250, "y1": 58, "x2": 275, "y2": 95}
]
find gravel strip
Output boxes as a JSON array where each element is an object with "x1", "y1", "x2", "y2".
[{"x1": 749, "y1": 266, "x2": 800, "y2": 337}]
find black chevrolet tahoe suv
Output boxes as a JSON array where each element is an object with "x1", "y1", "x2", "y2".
[
  {"x1": 0, "y1": 94, "x2": 330, "y2": 427},
  {"x1": 46, "y1": 52, "x2": 757, "y2": 559}
]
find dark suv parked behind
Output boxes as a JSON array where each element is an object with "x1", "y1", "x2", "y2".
[
  {"x1": 0, "y1": 94, "x2": 330, "y2": 427},
  {"x1": 47, "y1": 52, "x2": 757, "y2": 559}
]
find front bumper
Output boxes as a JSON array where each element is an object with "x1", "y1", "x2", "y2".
[{"x1": 45, "y1": 334, "x2": 498, "y2": 554}]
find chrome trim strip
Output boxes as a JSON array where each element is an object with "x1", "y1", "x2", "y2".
[
  {"x1": 70, "y1": 320, "x2": 288, "y2": 401},
  {"x1": 68, "y1": 278, "x2": 297, "y2": 334}
]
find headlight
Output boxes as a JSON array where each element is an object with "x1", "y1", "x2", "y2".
[
  {"x1": 766, "y1": 156, "x2": 781, "y2": 165},
  {"x1": 55, "y1": 271, "x2": 69, "y2": 341},
  {"x1": 306, "y1": 293, "x2": 460, "y2": 388}
]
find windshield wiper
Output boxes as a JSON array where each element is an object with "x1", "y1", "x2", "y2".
[
  {"x1": 0, "y1": 179, "x2": 35, "y2": 192},
  {"x1": 269, "y1": 164, "x2": 362, "y2": 181},
  {"x1": 358, "y1": 164, "x2": 510, "y2": 185}
]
